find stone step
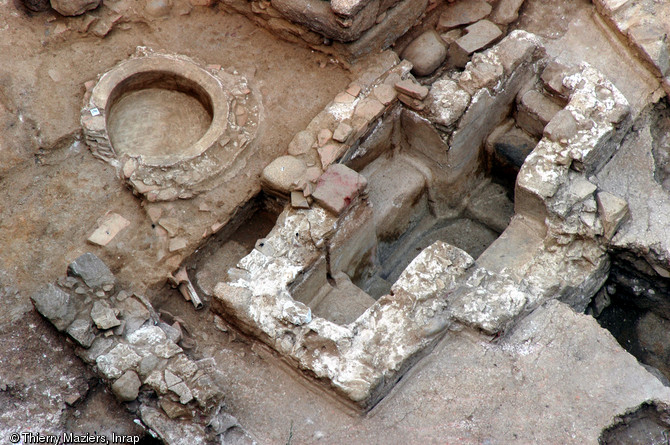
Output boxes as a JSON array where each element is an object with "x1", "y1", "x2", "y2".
[
  {"x1": 515, "y1": 88, "x2": 564, "y2": 137},
  {"x1": 486, "y1": 118, "x2": 539, "y2": 169},
  {"x1": 476, "y1": 216, "x2": 543, "y2": 282},
  {"x1": 466, "y1": 181, "x2": 515, "y2": 234},
  {"x1": 311, "y1": 272, "x2": 376, "y2": 325}
]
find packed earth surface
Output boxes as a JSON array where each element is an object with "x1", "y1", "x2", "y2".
[{"x1": 1, "y1": 0, "x2": 670, "y2": 443}]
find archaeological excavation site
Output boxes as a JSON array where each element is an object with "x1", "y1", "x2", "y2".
[{"x1": 3, "y1": 0, "x2": 670, "y2": 443}]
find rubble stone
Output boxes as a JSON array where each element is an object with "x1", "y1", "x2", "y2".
[
  {"x1": 96, "y1": 344, "x2": 143, "y2": 379},
  {"x1": 66, "y1": 319, "x2": 96, "y2": 348},
  {"x1": 160, "y1": 398, "x2": 192, "y2": 419},
  {"x1": 401, "y1": 30, "x2": 448, "y2": 77},
  {"x1": 333, "y1": 122, "x2": 353, "y2": 143},
  {"x1": 426, "y1": 78, "x2": 471, "y2": 128},
  {"x1": 91, "y1": 301, "x2": 121, "y2": 330},
  {"x1": 170, "y1": 381, "x2": 194, "y2": 404},
  {"x1": 372, "y1": 83, "x2": 397, "y2": 105},
  {"x1": 112, "y1": 370, "x2": 142, "y2": 402},
  {"x1": 394, "y1": 79, "x2": 429, "y2": 100},
  {"x1": 437, "y1": 0, "x2": 492, "y2": 31},
  {"x1": 31, "y1": 284, "x2": 77, "y2": 331},
  {"x1": 288, "y1": 130, "x2": 316, "y2": 156},
  {"x1": 596, "y1": 191, "x2": 630, "y2": 240},
  {"x1": 490, "y1": 0, "x2": 525, "y2": 25},
  {"x1": 68, "y1": 253, "x2": 115, "y2": 289},
  {"x1": 541, "y1": 60, "x2": 572, "y2": 98},
  {"x1": 145, "y1": 0, "x2": 172, "y2": 17}
]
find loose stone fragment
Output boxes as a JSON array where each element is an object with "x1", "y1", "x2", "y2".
[
  {"x1": 291, "y1": 190, "x2": 310, "y2": 209},
  {"x1": 450, "y1": 20, "x2": 503, "y2": 68}
]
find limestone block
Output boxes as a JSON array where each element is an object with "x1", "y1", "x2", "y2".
[
  {"x1": 437, "y1": 0, "x2": 492, "y2": 31},
  {"x1": 112, "y1": 371, "x2": 142, "y2": 402},
  {"x1": 489, "y1": 0, "x2": 525, "y2": 25},
  {"x1": 516, "y1": 90, "x2": 563, "y2": 137},
  {"x1": 449, "y1": 20, "x2": 503, "y2": 68},
  {"x1": 596, "y1": 191, "x2": 630, "y2": 240},
  {"x1": 426, "y1": 77, "x2": 470, "y2": 128},
  {"x1": 312, "y1": 164, "x2": 368, "y2": 215},
  {"x1": 312, "y1": 272, "x2": 376, "y2": 325},
  {"x1": 365, "y1": 156, "x2": 426, "y2": 240},
  {"x1": 391, "y1": 240, "x2": 474, "y2": 301},
  {"x1": 339, "y1": 0, "x2": 428, "y2": 61},
  {"x1": 544, "y1": 109, "x2": 578, "y2": 143},
  {"x1": 261, "y1": 155, "x2": 307, "y2": 196},
  {"x1": 271, "y1": 0, "x2": 378, "y2": 42},
  {"x1": 401, "y1": 30, "x2": 448, "y2": 76}
]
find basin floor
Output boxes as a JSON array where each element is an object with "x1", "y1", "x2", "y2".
[{"x1": 107, "y1": 88, "x2": 211, "y2": 158}]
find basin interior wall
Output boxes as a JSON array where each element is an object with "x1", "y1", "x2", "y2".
[
  {"x1": 651, "y1": 100, "x2": 670, "y2": 192},
  {"x1": 190, "y1": 193, "x2": 283, "y2": 298},
  {"x1": 289, "y1": 108, "x2": 524, "y2": 325},
  {"x1": 106, "y1": 71, "x2": 215, "y2": 160}
]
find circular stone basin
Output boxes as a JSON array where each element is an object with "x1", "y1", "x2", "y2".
[
  {"x1": 89, "y1": 56, "x2": 229, "y2": 166},
  {"x1": 107, "y1": 88, "x2": 212, "y2": 159}
]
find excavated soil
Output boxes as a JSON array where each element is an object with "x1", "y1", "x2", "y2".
[{"x1": 2, "y1": 0, "x2": 670, "y2": 442}]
